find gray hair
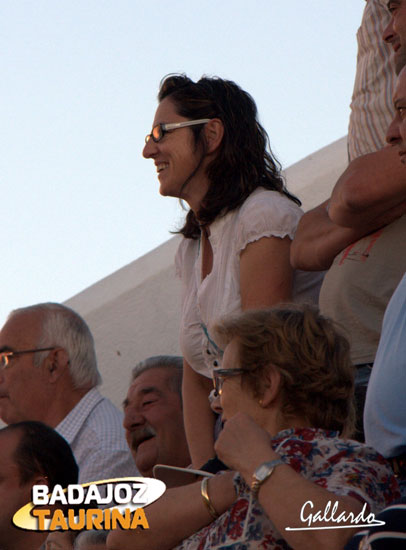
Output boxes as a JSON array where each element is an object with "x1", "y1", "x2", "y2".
[
  {"x1": 10, "y1": 303, "x2": 101, "y2": 389},
  {"x1": 74, "y1": 529, "x2": 108, "y2": 549},
  {"x1": 132, "y1": 355, "x2": 183, "y2": 398}
]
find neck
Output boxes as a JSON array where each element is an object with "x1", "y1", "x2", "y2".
[
  {"x1": 273, "y1": 416, "x2": 310, "y2": 435},
  {"x1": 262, "y1": 407, "x2": 310, "y2": 438},
  {"x1": 181, "y1": 153, "x2": 212, "y2": 215},
  {"x1": 183, "y1": 177, "x2": 210, "y2": 215}
]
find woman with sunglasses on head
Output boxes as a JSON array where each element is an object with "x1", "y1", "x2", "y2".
[
  {"x1": 142, "y1": 75, "x2": 324, "y2": 468},
  {"x1": 107, "y1": 306, "x2": 397, "y2": 550}
]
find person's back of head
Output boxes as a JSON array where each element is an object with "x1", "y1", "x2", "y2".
[
  {"x1": 74, "y1": 529, "x2": 108, "y2": 550},
  {"x1": 5, "y1": 420, "x2": 79, "y2": 488},
  {"x1": 0, "y1": 421, "x2": 78, "y2": 550}
]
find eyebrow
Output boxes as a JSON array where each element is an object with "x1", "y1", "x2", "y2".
[
  {"x1": 139, "y1": 386, "x2": 163, "y2": 396},
  {"x1": 388, "y1": 0, "x2": 400, "y2": 9},
  {"x1": 394, "y1": 98, "x2": 406, "y2": 108},
  {"x1": 122, "y1": 386, "x2": 163, "y2": 408}
]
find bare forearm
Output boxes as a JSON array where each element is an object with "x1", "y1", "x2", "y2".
[
  {"x1": 290, "y1": 201, "x2": 365, "y2": 271},
  {"x1": 330, "y1": 147, "x2": 406, "y2": 228},
  {"x1": 182, "y1": 360, "x2": 216, "y2": 468},
  {"x1": 235, "y1": 451, "x2": 363, "y2": 550},
  {"x1": 259, "y1": 463, "x2": 362, "y2": 549},
  {"x1": 106, "y1": 473, "x2": 236, "y2": 550},
  {"x1": 215, "y1": 414, "x2": 362, "y2": 550}
]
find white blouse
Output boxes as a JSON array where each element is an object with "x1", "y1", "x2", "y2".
[{"x1": 175, "y1": 188, "x2": 324, "y2": 378}]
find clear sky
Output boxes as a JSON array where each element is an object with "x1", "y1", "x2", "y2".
[{"x1": 1, "y1": 1, "x2": 366, "y2": 327}]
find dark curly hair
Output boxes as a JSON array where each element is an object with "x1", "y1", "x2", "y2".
[{"x1": 158, "y1": 74, "x2": 301, "y2": 239}]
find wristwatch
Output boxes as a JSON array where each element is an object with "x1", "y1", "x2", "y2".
[{"x1": 251, "y1": 458, "x2": 283, "y2": 497}]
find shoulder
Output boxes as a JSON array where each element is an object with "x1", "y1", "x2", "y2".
[
  {"x1": 70, "y1": 392, "x2": 126, "y2": 448},
  {"x1": 240, "y1": 189, "x2": 303, "y2": 229},
  {"x1": 85, "y1": 395, "x2": 124, "y2": 431},
  {"x1": 235, "y1": 189, "x2": 303, "y2": 251}
]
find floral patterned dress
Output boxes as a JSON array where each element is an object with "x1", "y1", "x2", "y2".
[{"x1": 174, "y1": 428, "x2": 399, "y2": 550}]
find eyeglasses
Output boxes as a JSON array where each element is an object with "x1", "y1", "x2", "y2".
[
  {"x1": 0, "y1": 348, "x2": 56, "y2": 370},
  {"x1": 145, "y1": 119, "x2": 211, "y2": 144},
  {"x1": 212, "y1": 368, "x2": 246, "y2": 396}
]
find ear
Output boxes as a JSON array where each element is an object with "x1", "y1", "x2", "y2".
[
  {"x1": 31, "y1": 474, "x2": 49, "y2": 489},
  {"x1": 204, "y1": 118, "x2": 224, "y2": 154},
  {"x1": 43, "y1": 348, "x2": 70, "y2": 383},
  {"x1": 259, "y1": 364, "x2": 282, "y2": 408},
  {"x1": 26, "y1": 475, "x2": 49, "y2": 502}
]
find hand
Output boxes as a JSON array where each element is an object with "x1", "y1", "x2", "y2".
[{"x1": 214, "y1": 412, "x2": 278, "y2": 484}]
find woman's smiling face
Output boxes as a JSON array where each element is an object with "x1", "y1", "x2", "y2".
[{"x1": 142, "y1": 97, "x2": 210, "y2": 209}]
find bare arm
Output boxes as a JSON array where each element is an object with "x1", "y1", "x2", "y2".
[
  {"x1": 240, "y1": 235, "x2": 293, "y2": 308},
  {"x1": 329, "y1": 147, "x2": 406, "y2": 228},
  {"x1": 215, "y1": 413, "x2": 364, "y2": 550},
  {"x1": 106, "y1": 472, "x2": 236, "y2": 550},
  {"x1": 182, "y1": 237, "x2": 294, "y2": 468},
  {"x1": 290, "y1": 201, "x2": 369, "y2": 271},
  {"x1": 182, "y1": 359, "x2": 217, "y2": 468}
]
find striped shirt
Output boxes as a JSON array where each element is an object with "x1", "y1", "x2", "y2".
[
  {"x1": 345, "y1": 499, "x2": 406, "y2": 549},
  {"x1": 348, "y1": 0, "x2": 396, "y2": 160}
]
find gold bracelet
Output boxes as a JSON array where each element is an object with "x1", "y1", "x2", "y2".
[{"x1": 201, "y1": 477, "x2": 219, "y2": 519}]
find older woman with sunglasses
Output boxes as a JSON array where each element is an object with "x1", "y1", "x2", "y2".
[
  {"x1": 107, "y1": 306, "x2": 397, "y2": 550},
  {"x1": 142, "y1": 74, "x2": 324, "y2": 468}
]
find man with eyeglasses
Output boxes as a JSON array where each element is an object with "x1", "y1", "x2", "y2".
[{"x1": 0, "y1": 302, "x2": 138, "y2": 483}]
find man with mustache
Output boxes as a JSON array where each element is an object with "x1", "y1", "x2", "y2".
[{"x1": 123, "y1": 356, "x2": 190, "y2": 486}]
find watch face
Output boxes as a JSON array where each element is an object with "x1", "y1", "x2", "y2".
[{"x1": 255, "y1": 464, "x2": 272, "y2": 481}]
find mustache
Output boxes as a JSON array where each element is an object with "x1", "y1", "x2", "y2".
[{"x1": 129, "y1": 425, "x2": 156, "y2": 451}]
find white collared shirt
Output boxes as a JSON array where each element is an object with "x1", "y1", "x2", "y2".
[{"x1": 56, "y1": 387, "x2": 139, "y2": 483}]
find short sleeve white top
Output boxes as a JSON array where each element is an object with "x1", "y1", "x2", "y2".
[{"x1": 175, "y1": 188, "x2": 324, "y2": 378}]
